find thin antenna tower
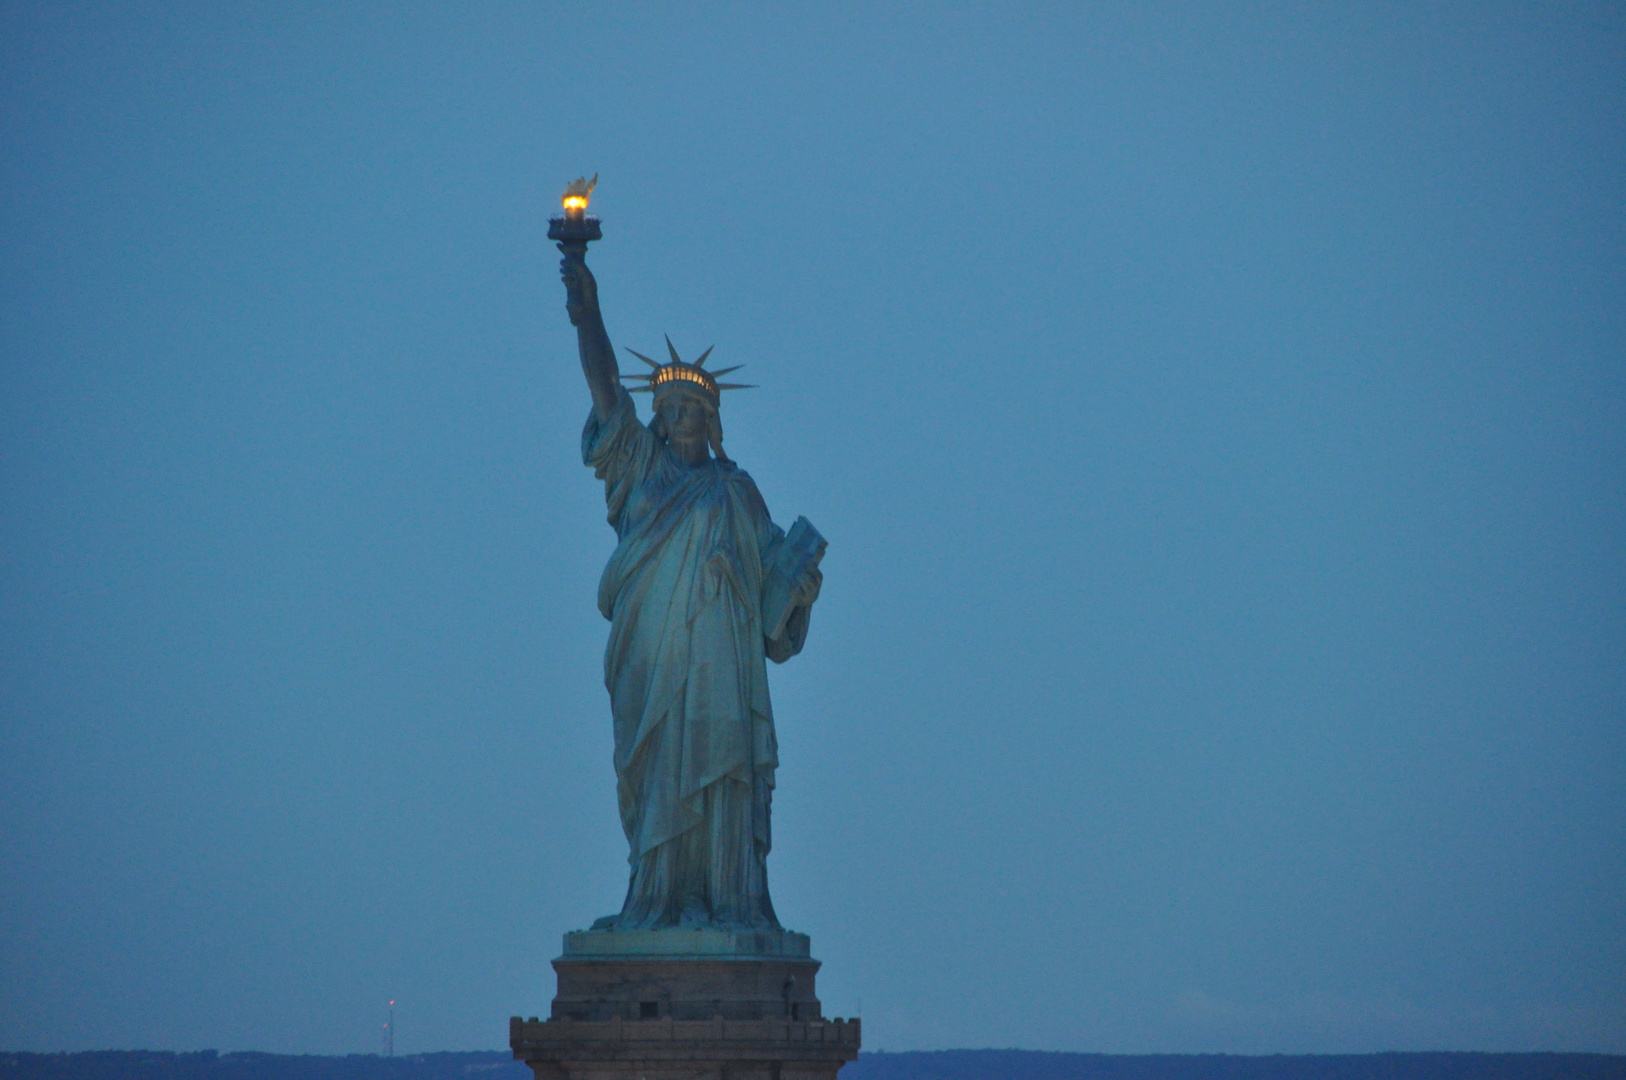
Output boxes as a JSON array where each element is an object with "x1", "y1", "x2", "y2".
[{"x1": 382, "y1": 1000, "x2": 395, "y2": 1057}]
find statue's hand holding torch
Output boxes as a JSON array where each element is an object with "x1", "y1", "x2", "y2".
[
  {"x1": 550, "y1": 174, "x2": 602, "y2": 327},
  {"x1": 560, "y1": 257, "x2": 599, "y2": 327}
]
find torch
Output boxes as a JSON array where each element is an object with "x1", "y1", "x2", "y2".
[{"x1": 548, "y1": 174, "x2": 601, "y2": 258}]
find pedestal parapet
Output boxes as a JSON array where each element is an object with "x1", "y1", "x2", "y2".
[
  {"x1": 562, "y1": 928, "x2": 811, "y2": 960},
  {"x1": 512, "y1": 928, "x2": 859, "y2": 1080}
]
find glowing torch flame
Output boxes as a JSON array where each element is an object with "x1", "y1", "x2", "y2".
[{"x1": 562, "y1": 174, "x2": 597, "y2": 220}]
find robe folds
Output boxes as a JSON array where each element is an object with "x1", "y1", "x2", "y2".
[{"x1": 583, "y1": 387, "x2": 810, "y2": 929}]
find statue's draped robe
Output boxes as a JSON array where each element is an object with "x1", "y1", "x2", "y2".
[{"x1": 584, "y1": 388, "x2": 809, "y2": 929}]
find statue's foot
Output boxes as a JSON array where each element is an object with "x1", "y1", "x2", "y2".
[
  {"x1": 589, "y1": 914, "x2": 620, "y2": 931},
  {"x1": 676, "y1": 894, "x2": 711, "y2": 929}
]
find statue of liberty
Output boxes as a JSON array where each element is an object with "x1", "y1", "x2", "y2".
[{"x1": 558, "y1": 250, "x2": 824, "y2": 932}]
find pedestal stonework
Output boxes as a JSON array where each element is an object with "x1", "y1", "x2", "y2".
[{"x1": 511, "y1": 929, "x2": 860, "y2": 1080}]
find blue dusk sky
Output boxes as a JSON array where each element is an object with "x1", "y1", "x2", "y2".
[{"x1": 2, "y1": 1, "x2": 1622, "y2": 1058}]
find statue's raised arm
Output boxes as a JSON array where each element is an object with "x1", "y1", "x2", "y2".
[{"x1": 559, "y1": 253, "x2": 620, "y2": 422}]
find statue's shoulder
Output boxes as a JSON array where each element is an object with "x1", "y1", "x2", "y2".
[
  {"x1": 719, "y1": 461, "x2": 758, "y2": 489},
  {"x1": 718, "y1": 462, "x2": 770, "y2": 513}
]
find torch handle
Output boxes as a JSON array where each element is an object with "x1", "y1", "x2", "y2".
[{"x1": 548, "y1": 214, "x2": 602, "y2": 250}]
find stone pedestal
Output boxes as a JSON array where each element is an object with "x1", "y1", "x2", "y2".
[{"x1": 511, "y1": 928, "x2": 860, "y2": 1080}]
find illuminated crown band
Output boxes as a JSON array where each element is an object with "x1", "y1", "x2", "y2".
[{"x1": 622, "y1": 336, "x2": 756, "y2": 407}]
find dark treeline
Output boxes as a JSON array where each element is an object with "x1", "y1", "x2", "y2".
[
  {"x1": 5, "y1": 1050, "x2": 1625, "y2": 1080},
  {"x1": 846, "y1": 1050, "x2": 1626, "y2": 1080},
  {"x1": 0, "y1": 1052, "x2": 528, "y2": 1080}
]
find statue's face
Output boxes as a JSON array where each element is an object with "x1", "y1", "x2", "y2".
[{"x1": 658, "y1": 395, "x2": 712, "y2": 442}]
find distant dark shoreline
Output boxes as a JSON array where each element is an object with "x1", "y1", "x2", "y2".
[
  {"x1": 848, "y1": 1049, "x2": 1626, "y2": 1079},
  {"x1": 5, "y1": 1048, "x2": 1626, "y2": 1080}
]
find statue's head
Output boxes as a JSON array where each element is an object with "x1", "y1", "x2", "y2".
[
  {"x1": 624, "y1": 337, "x2": 755, "y2": 464},
  {"x1": 650, "y1": 385, "x2": 725, "y2": 461}
]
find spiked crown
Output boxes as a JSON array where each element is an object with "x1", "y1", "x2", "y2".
[{"x1": 622, "y1": 336, "x2": 756, "y2": 407}]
